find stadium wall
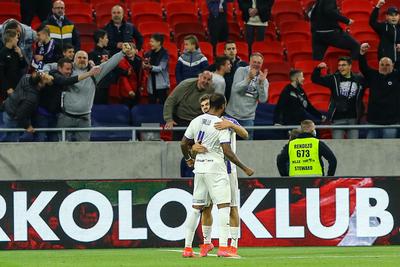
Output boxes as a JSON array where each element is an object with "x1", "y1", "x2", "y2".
[{"x1": 0, "y1": 140, "x2": 399, "y2": 180}]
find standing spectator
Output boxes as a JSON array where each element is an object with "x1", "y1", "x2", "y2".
[
  {"x1": 0, "y1": 30, "x2": 26, "y2": 100},
  {"x1": 143, "y1": 33, "x2": 170, "y2": 105},
  {"x1": 0, "y1": 19, "x2": 37, "y2": 67},
  {"x1": 225, "y1": 52, "x2": 269, "y2": 139},
  {"x1": 109, "y1": 43, "x2": 143, "y2": 107},
  {"x1": 41, "y1": 0, "x2": 80, "y2": 51},
  {"x1": 31, "y1": 25, "x2": 62, "y2": 71},
  {"x1": 104, "y1": 5, "x2": 143, "y2": 55},
  {"x1": 238, "y1": 0, "x2": 274, "y2": 54},
  {"x1": 89, "y1": 29, "x2": 112, "y2": 104},
  {"x1": 207, "y1": 0, "x2": 229, "y2": 54},
  {"x1": 36, "y1": 58, "x2": 101, "y2": 141},
  {"x1": 2, "y1": 72, "x2": 53, "y2": 142},
  {"x1": 359, "y1": 43, "x2": 400, "y2": 138},
  {"x1": 163, "y1": 71, "x2": 215, "y2": 140},
  {"x1": 212, "y1": 55, "x2": 232, "y2": 95},
  {"x1": 312, "y1": 57, "x2": 366, "y2": 139},
  {"x1": 57, "y1": 43, "x2": 130, "y2": 141},
  {"x1": 42, "y1": 43, "x2": 75, "y2": 72},
  {"x1": 370, "y1": 1, "x2": 400, "y2": 69},
  {"x1": 20, "y1": 0, "x2": 52, "y2": 26},
  {"x1": 310, "y1": 0, "x2": 359, "y2": 60},
  {"x1": 274, "y1": 69, "x2": 325, "y2": 126},
  {"x1": 175, "y1": 35, "x2": 209, "y2": 84},
  {"x1": 208, "y1": 40, "x2": 248, "y2": 101}
]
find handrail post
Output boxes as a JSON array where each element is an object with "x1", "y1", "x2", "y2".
[{"x1": 61, "y1": 129, "x2": 66, "y2": 142}]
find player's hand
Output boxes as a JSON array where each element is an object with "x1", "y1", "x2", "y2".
[
  {"x1": 192, "y1": 142, "x2": 208, "y2": 153},
  {"x1": 165, "y1": 120, "x2": 177, "y2": 129},
  {"x1": 360, "y1": 43, "x2": 370, "y2": 55},
  {"x1": 243, "y1": 167, "x2": 255, "y2": 176},
  {"x1": 214, "y1": 118, "x2": 233, "y2": 130},
  {"x1": 186, "y1": 158, "x2": 194, "y2": 168},
  {"x1": 376, "y1": 0, "x2": 385, "y2": 8},
  {"x1": 258, "y1": 69, "x2": 268, "y2": 83},
  {"x1": 318, "y1": 62, "x2": 327, "y2": 68}
]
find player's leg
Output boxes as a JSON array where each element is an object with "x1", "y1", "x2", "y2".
[
  {"x1": 229, "y1": 172, "x2": 240, "y2": 254},
  {"x1": 183, "y1": 173, "x2": 207, "y2": 257},
  {"x1": 199, "y1": 196, "x2": 214, "y2": 257}
]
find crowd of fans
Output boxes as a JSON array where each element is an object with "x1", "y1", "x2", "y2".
[{"x1": 0, "y1": 0, "x2": 399, "y2": 141}]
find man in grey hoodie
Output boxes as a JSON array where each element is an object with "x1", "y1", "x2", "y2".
[
  {"x1": 57, "y1": 43, "x2": 131, "y2": 141},
  {"x1": 225, "y1": 52, "x2": 269, "y2": 139},
  {"x1": 0, "y1": 19, "x2": 37, "y2": 69}
]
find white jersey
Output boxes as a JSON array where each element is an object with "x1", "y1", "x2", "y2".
[
  {"x1": 184, "y1": 113, "x2": 231, "y2": 174},
  {"x1": 223, "y1": 116, "x2": 240, "y2": 174}
]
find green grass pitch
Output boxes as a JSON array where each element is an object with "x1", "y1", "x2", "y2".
[{"x1": 0, "y1": 246, "x2": 399, "y2": 267}]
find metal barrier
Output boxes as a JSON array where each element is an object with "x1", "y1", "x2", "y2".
[{"x1": 1, "y1": 124, "x2": 400, "y2": 141}]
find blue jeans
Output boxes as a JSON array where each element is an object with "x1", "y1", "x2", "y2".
[
  {"x1": 367, "y1": 125, "x2": 397, "y2": 139},
  {"x1": 235, "y1": 119, "x2": 254, "y2": 140}
]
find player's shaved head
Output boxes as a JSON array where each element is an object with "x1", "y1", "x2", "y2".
[{"x1": 209, "y1": 93, "x2": 226, "y2": 111}]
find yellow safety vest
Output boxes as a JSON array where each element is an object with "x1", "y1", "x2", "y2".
[{"x1": 288, "y1": 137, "x2": 323, "y2": 177}]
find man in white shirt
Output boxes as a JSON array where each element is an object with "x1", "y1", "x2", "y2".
[
  {"x1": 212, "y1": 55, "x2": 231, "y2": 95},
  {"x1": 180, "y1": 93, "x2": 254, "y2": 258}
]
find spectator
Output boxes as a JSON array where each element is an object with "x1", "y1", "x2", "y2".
[
  {"x1": 104, "y1": 5, "x2": 143, "y2": 55},
  {"x1": 1, "y1": 72, "x2": 53, "y2": 142},
  {"x1": 359, "y1": 43, "x2": 400, "y2": 138},
  {"x1": 41, "y1": 0, "x2": 80, "y2": 51},
  {"x1": 370, "y1": 1, "x2": 400, "y2": 69},
  {"x1": 42, "y1": 43, "x2": 75, "y2": 71},
  {"x1": 20, "y1": 0, "x2": 52, "y2": 26},
  {"x1": 212, "y1": 55, "x2": 232, "y2": 95},
  {"x1": 274, "y1": 69, "x2": 325, "y2": 126},
  {"x1": 0, "y1": 18, "x2": 37, "y2": 68},
  {"x1": 310, "y1": 0, "x2": 359, "y2": 60},
  {"x1": 208, "y1": 40, "x2": 248, "y2": 101},
  {"x1": 175, "y1": 35, "x2": 209, "y2": 84},
  {"x1": 143, "y1": 33, "x2": 170, "y2": 105},
  {"x1": 57, "y1": 43, "x2": 130, "y2": 141},
  {"x1": 312, "y1": 57, "x2": 366, "y2": 139},
  {"x1": 225, "y1": 52, "x2": 269, "y2": 139},
  {"x1": 109, "y1": 43, "x2": 143, "y2": 107},
  {"x1": 276, "y1": 128, "x2": 302, "y2": 176},
  {"x1": 31, "y1": 25, "x2": 62, "y2": 71},
  {"x1": 238, "y1": 0, "x2": 274, "y2": 54},
  {"x1": 89, "y1": 29, "x2": 112, "y2": 104},
  {"x1": 0, "y1": 29, "x2": 27, "y2": 100},
  {"x1": 163, "y1": 71, "x2": 215, "y2": 140},
  {"x1": 36, "y1": 58, "x2": 102, "y2": 141},
  {"x1": 207, "y1": 0, "x2": 230, "y2": 54}
]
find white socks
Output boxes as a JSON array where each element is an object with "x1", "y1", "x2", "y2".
[
  {"x1": 185, "y1": 208, "x2": 201, "y2": 248},
  {"x1": 202, "y1": 225, "x2": 212, "y2": 244},
  {"x1": 218, "y1": 207, "x2": 230, "y2": 247},
  {"x1": 230, "y1": 227, "x2": 239, "y2": 248}
]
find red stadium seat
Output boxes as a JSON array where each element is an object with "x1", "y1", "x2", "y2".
[
  {"x1": 173, "y1": 22, "x2": 206, "y2": 48},
  {"x1": 279, "y1": 20, "x2": 311, "y2": 43},
  {"x1": 303, "y1": 82, "x2": 331, "y2": 95},
  {"x1": 286, "y1": 41, "x2": 313, "y2": 63},
  {"x1": 75, "y1": 23, "x2": 97, "y2": 43},
  {"x1": 349, "y1": 23, "x2": 379, "y2": 43},
  {"x1": 163, "y1": 42, "x2": 179, "y2": 63},
  {"x1": 294, "y1": 60, "x2": 320, "y2": 82},
  {"x1": 130, "y1": 2, "x2": 163, "y2": 25},
  {"x1": 268, "y1": 81, "x2": 288, "y2": 104},
  {"x1": 66, "y1": 3, "x2": 94, "y2": 24},
  {"x1": 138, "y1": 22, "x2": 170, "y2": 41},
  {"x1": 0, "y1": 2, "x2": 21, "y2": 23},
  {"x1": 198, "y1": 42, "x2": 214, "y2": 63},
  {"x1": 252, "y1": 41, "x2": 285, "y2": 62},
  {"x1": 265, "y1": 22, "x2": 277, "y2": 41},
  {"x1": 324, "y1": 47, "x2": 351, "y2": 71},
  {"x1": 263, "y1": 62, "x2": 291, "y2": 82},
  {"x1": 341, "y1": 0, "x2": 373, "y2": 19},
  {"x1": 272, "y1": 1, "x2": 304, "y2": 27}
]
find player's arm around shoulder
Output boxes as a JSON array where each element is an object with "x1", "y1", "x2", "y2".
[{"x1": 215, "y1": 117, "x2": 249, "y2": 139}]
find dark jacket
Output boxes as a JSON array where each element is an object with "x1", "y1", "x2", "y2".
[
  {"x1": 39, "y1": 70, "x2": 80, "y2": 114},
  {"x1": 0, "y1": 46, "x2": 27, "y2": 98},
  {"x1": 311, "y1": 67, "x2": 366, "y2": 121},
  {"x1": 311, "y1": 0, "x2": 350, "y2": 32},
  {"x1": 104, "y1": 20, "x2": 143, "y2": 55},
  {"x1": 4, "y1": 75, "x2": 40, "y2": 128},
  {"x1": 359, "y1": 54, "x2": 400, "y2": 124},
  {"x1": 369, "y1": 7, "x2": 400, "y2": 63},
  {"x1": 273, "y1": 83, "x2": 323, "y2": 125},
  {"x1": 175, "y1": 49, "x2": 208, "y2": 84},
  {"x1": 276, "y1": 133, "x2": 337, "y2": 176},
  {"x1": 207, "y1": 0, "x2": 228, "y2": 18},
  {"x1": 208, "y1": 56, "x2": 248, "y2": 101},
  {"x1": 89, "y1": 46, "x2": 110, "y2": 65},
  {"x1": 238, "y1": 0, "x2": 274, "y2": 23},
  {"x1": 42, "y1": 15, "x2": 80, "y2": 50}
]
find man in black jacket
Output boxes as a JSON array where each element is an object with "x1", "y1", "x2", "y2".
[
  {"x1": 370, "y1": 1, "x2": 400, "y2": 68},
  {"x1": 274, "y1": 69, "x2": 325, "y2": 126},
  {"x1": 312, "y1": 57, "x2": 366, "y2": 139},
  {"x1": 277, "y1": 120, "x2": 337, "y2": 177},
  {"x1": 238, "y1": 0, "x2": 274, "y2": 54},
  {"x1": 311, "y1": 0, "x2": 359, "y2": 60},
  {"x1": 104, "y1": 5, "x2": 143, "y2": 55},
  {"x1": 2, "y1": 72, "x2": 53, "y2": 142},
  {"x1": 359, "y1": 42, "x2": 400, "y2": 138}
]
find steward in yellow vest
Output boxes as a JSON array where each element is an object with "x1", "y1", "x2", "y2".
[{"x1": 277, "y1": 120, "x2": 337, "y2": 177}]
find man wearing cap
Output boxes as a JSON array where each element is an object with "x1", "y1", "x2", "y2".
[{"x1": 370, "y1": 1, "x2": 400, "y2": 68}]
